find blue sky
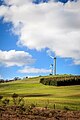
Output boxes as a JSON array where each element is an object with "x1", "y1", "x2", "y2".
[{"x1": 0, "y1": 0, "x2": 80, "y2": 79}]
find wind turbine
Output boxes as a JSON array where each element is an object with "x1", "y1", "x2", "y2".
[{"x1": 47, "y1": 50, "x2": 56, "y2": 75}]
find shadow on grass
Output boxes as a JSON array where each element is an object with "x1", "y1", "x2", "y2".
[{"x1": 20, "y1": 94, "x2": 52, "y2": 97}]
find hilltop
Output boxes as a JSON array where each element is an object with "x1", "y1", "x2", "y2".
[{"x1": 0, "y1": 74, "x2": 80, "y2": 110}]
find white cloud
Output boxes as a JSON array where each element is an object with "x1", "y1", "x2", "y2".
[
  {"x1": 4, "y1": 0, "x2": 31, "y2": 6},
  {"x1": 0, "y1": 50, "x2": 34, "y2": 67},
  {"x1": 19, "y1": 66, "x2": 50, "y2": 74},
  {"x1": 0, "y1": 1, "x2": 80, "y2": 64}
]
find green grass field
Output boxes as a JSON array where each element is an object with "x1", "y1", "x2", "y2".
[{"x1": 0, "y1": 76, "x2": 80, "y2": 110}]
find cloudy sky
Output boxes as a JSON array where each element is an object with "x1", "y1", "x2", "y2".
[{"x1": 0, "y1": 0, "x2": 80, "y2": 79}]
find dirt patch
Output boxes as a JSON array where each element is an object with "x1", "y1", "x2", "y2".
[{"x1": 0, "y1": 106, "x2": 80, "y2": 120}]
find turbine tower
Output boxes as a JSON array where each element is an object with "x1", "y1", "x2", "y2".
[
  {"x1": 50, "y1": 64, "x2": 53, "y2": 75},
  {"x1": 54, "y1": 57, "x2": 56, "y2": 75}
]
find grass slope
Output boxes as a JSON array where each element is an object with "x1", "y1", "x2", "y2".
[{"x1": 0, "y1": 76, "x2": 80, "y2": 110}]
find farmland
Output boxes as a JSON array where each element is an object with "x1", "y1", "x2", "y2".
[{"x1": 0, "y1": 75, "x2": 80, "y2": 110}]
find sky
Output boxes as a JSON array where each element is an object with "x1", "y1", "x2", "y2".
[{"x1": 0, "y1": 0, "x2": 80, "y2": 79}]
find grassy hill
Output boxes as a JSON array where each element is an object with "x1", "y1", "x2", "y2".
[{"x1": 0, "y1": 75, "x2": 80, "y2": 110}]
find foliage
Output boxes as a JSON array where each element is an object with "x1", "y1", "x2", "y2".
[
  {"x1": 0, "y1": 95, "x2": 3, "y2": 100},
  {"x1": 12, "y1": 93, "x2": 18, "y2": 98},
  {"x1": 40, "y1": 76, "x2": 80, "y2": 86},
  {"x1": 12, "y1": 93, "x2": 25, "y2": 106},
  {"x1": 0, "y1": 79, "x2": 4, "y2": 83},
  {"x1": 64, "y1": 106, "x2": 70, "y2": 110},
  {"x1": 2, "y1": 99, "x2": 9, "y2": 106},
  {"x1": 0, "y1": 96, "x2": 3, "y2": 105}
]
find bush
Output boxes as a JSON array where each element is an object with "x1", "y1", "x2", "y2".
[
  {"x1": 2, "y1": 99, "x2": 9, "y2": 106},
  {"x1": 12, "y1": 93, "x2": 19, "y2": 105},
  {"x1": 12, "y1": 93, "x2": 25, "y2": 107},
  {"x1": 0, "y1": 95, "x2": 3, "y2": 100},
  {"x1": 12, "y1": 93, "x2": 18, "y2": 98},
  {"x1": 40, "y1": 76, "x2": 80, "y2": 86}
]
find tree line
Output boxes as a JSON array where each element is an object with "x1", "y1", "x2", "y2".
[{"x1": 40, "y1": 75, "x2": 80, "y2": 86}]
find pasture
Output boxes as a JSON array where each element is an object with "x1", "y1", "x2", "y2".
[{"x1": 0, "y1": 76, "x2": 80, "y2": 110}]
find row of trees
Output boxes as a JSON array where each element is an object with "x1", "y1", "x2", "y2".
[
  {"x1": 0, "y1": 77, "x2": 21, "y2": 83},
  {"x1": 40, "y1": 76, "x2": 80, "y2": 86},
  {"x1": 0, "y1": 76, "x2": 29, "y2": 83}
]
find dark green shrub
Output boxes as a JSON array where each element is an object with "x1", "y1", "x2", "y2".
[
  {"x1": 2, "y1": 99, "x2": 9, "y2": 106},
  {"x1": 12, "y1": 93, "x2": 25, "y2": 107},
  {"x1": 12, "y1": 93, "x2": 19, "y2": 105},
  {"x1": 18, "y1": 97, "x2": 25, "y2": 106},
  {"x1": 0, "y1": 95, "x2": 3, "y2": 100},
  {"x1": 64, "y1": 106, "x2": 70, "y2": 110},
  {"x1": 40, "y1": 78, "x2": 44, "y2": 84},
  {"x1": 40, "y1": 76, "x2": 80, "y2": 86},
  {"x1": 12, "y1": 93, "x2": 18, "y2": 98}
]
